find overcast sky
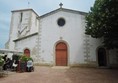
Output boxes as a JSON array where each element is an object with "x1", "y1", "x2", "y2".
[{"x1": 0, "y1": 0, "x2": 95, "y2": 48}]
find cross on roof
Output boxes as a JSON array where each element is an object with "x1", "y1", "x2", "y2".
[
  {"x1": 59, "y1": 3, "x2": 63, "y2": 8},
  {"x1": 27, "y1": 0, "x2": 30, "y2": 8}
]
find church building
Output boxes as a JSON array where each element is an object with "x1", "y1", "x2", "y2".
[{"x1": 6, "y1": 4, "x2": 118, "y2": 68}]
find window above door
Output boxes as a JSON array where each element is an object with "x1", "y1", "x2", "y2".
[{"x1": 57, "y1": 18, "x2": 66, "y2": 27}]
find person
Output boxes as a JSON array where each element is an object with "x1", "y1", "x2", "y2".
[
  {"x1": 3, "y1": 55, "x2": 7, "y2": 62},
  {"x1": 6, "y1": 58, "x2": 11, "y2": 68},
  {"x1": 2, "y1": 55, "x2": 8, "y2": 70},
  {"x1": 12, "y1": 60, "x2": 18, "y2": 71},
  {"x1": 3, "y1": 58, "x2": 12, "y2": 70},
  {"x1": 26, "y1": 60, "x2": 33, "y2": 72}
]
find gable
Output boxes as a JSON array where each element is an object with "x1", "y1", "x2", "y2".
[{"x1": 39, "y1": 8, "x2": 87, "y2": 19}]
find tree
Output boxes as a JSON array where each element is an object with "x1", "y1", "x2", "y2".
[{"x1": 85, "y1": 0, "x2": 118, "y2": 49}]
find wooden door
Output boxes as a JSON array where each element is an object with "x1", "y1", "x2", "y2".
[
  {"x1": 56, "y1": 42, "x2": 67, "y2": 66},
  {"x1": 24, "y1": 49, "x2": 30, "y2": 57},
  {"x1": 98, "y1": 48, "x2": 107, "y2": 66}
]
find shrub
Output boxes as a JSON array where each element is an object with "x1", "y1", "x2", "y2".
[{"x1": 20, "y1": 55, "x2": 29, "y2": 62}]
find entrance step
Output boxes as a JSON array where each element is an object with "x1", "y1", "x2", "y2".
[{"x1": 52, "y1": 66, "x2": 70, "y2": 69}]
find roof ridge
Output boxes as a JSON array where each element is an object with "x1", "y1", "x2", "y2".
[{"x1": 39, "y1": 8, "x2": 87, "y2": 18}]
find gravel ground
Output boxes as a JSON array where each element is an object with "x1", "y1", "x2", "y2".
[{"x1": 0, "y1": 66, "x2": 118, "y2": 83}]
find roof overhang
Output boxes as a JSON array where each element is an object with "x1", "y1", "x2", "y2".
[
  {"x1": 14, "y1": 32, "x2": 38, "y2": 42},
  {"x1": 0, "y1": 49, "x2": 23, "y2": 54}
]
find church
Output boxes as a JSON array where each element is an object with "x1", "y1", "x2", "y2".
[{"x1": 6, "y1": 4, "x2": 118, "y2": 68}]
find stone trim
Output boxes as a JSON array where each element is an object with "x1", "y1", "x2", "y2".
[
  {"x1": 14, "y1": 33, "x2": 38, "y2": 42},
  {"x1": 34, "y1": 63, "x2": 53, "y2": 67},
  {"x1": 70, "y1": 63, "x2": 97, "y2": 68}
]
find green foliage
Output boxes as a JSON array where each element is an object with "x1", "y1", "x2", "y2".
[
  {"x1": 12, "y1": 54, "x2": 21, "y2": 61},
  {"x1": 0, "y1": 55, "x2": 4, "y2": 66},
  {"x1": 27, "y1": 57, "x2": 33, "y2": 61},
  {"x1": 20, "y1": 55, "x2": 29, "y2": 62},
  {"x1": 20, "y1": 55, "x2": 33, "y2": 62},
  {"x1": 85, "y1": 0, "x2": 118, "y2": 49}
]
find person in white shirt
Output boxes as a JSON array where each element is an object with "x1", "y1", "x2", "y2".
[
  {"x1": 26, "y1": 60, "x2": 33, "y2": 72},
  {"x1": 12, "y1": 60, "x2": 18, "y2": 71}
]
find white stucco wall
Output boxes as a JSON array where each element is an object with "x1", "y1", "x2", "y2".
[
  {"x1": 15, "y1": 35, "x2": 39, "y2": 63},
  {"x1": 8, "y1": 10, "x2": 39, "y2": 50},
  {"x1": 9, "y1": 12, "x2": 20, "y2": 50},
  {"x1": 39, "y1": 10, "x2": 101, "y2": 66},
  {"x1": 30, "y1": 11, "x2": 39, "y2": 34},
  {"x1": 109, "y1": 49, "x2": 118, "y2": 66},
  {"x1": 6, "y1": 8, "x2": 118, "y2": 67},
  {"x1": 7, "y1": 9, "x2": 39, "y2": 62}
]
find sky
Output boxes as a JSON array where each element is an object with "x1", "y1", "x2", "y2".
[{"x1": 0, "y1": 0, "x2": 95, "y2": 48}]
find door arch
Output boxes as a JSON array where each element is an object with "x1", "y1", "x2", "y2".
[
  {"x1": 97, "y1": 47, "x2": 107, "y2": 66},
  {"x1": 56, "y1": 42, "x2": 68, "y2": 66},
  {"x1": 24, "y1": 49, "x2": 30, "y2": 57}
]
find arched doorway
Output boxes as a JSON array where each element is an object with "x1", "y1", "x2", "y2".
[
  {"x1": 98, "y1": 48, "x2": 107, "y2": 66},
  {"x1": 24, "y1": 49, "x2": 30, "y2": 57},
  {"x1": 56, "y1": 42, "x2": 68, "y2": 66}
]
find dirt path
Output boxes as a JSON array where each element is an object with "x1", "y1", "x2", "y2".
[{"x1": 0, "y1": 66, "x2": 118, "y2": 83}]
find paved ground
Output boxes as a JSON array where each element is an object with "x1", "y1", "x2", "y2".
[{"x1": 0, "y1": 66, "x2": 118, "y2": 83}]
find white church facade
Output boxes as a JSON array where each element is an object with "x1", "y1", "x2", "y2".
[{"x1": 6, "y1": 6, "x2": 118, "y2": 67}]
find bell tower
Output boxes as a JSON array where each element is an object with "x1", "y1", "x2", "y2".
[{"x1": 7, "y1": 9, "x2": 39, "y2": 50}]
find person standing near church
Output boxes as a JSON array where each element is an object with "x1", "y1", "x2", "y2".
[
  {"x1": 3, "y1": 55, "x2": 7, "y2": 62},
  {"x1": 2, "y1": 55, "x2": 8, "y2": 70}
]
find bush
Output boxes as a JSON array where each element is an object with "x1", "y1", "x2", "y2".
[
  {"x1": 19, "y1": 55, "x2": 33, "y2": 62},
  {"x1": 27, "y1": 57, "x2": 33, "y2": 61},
  {"x1": 20, "y1": 55, "x2": 29, "y2": 62}
]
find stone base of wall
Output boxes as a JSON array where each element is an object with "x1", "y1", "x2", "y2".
[
  {"x1": 109, "y1": 64, "x2": 118, "y2": 68},
  {"x1": 34, "y1": 63, "x2": 53, "y2": 67},
  {"x1": 33, "y1": 63, "x2": 118, "y2": 69},
  {"x1": 69, "y1": 63, "x2": 97, "y2": 68},
  {"x1": 34, "y1": 63, "x2": 97, "y2": 68}
]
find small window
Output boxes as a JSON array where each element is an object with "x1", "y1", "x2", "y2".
[{"x1": 57, "y1": 18, "x2": 65, "y2": 26}]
